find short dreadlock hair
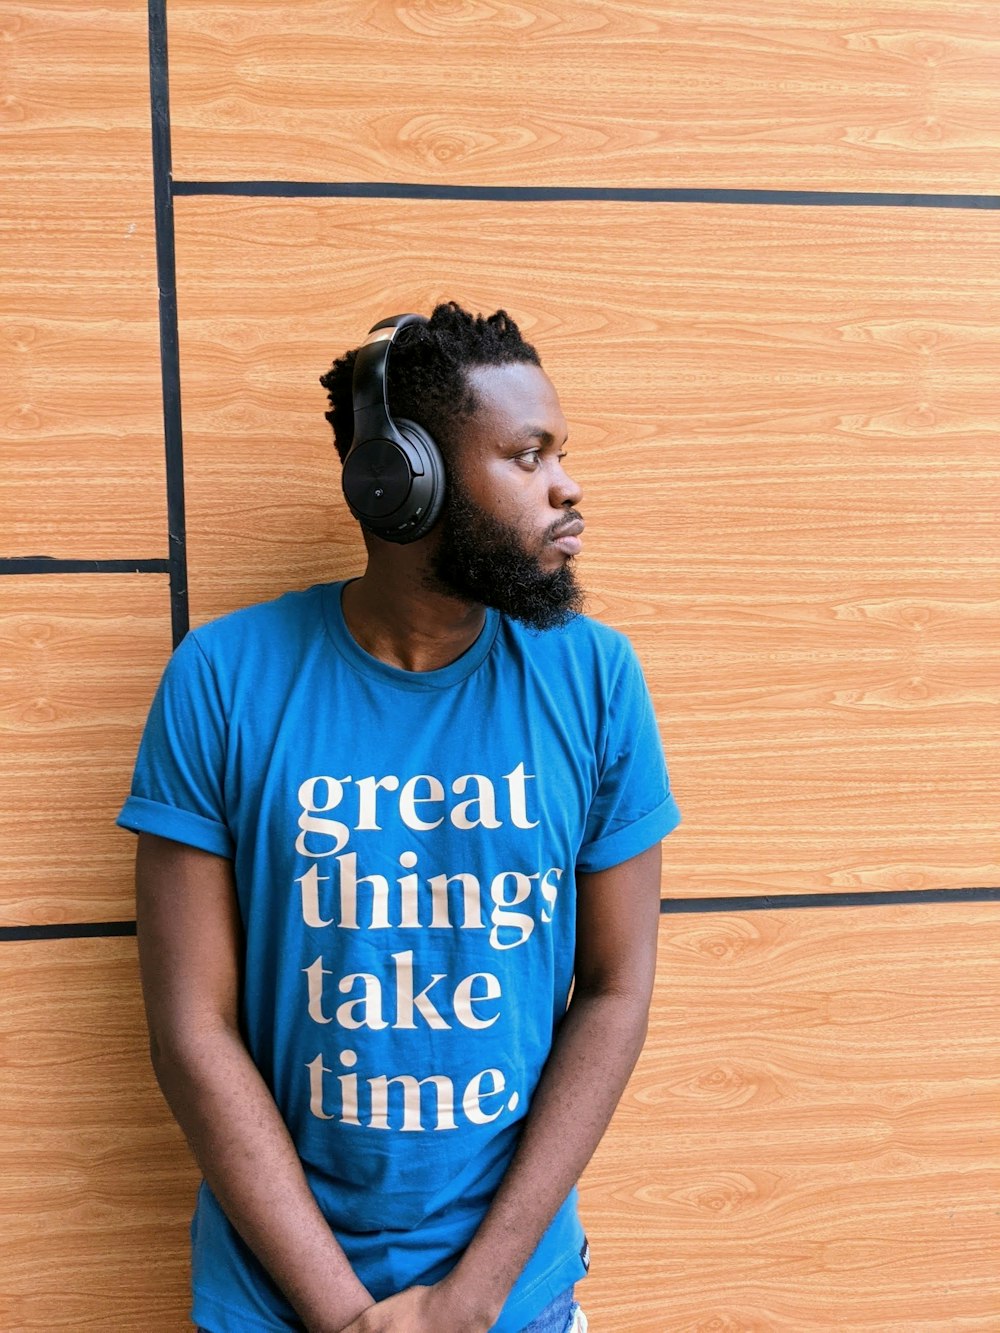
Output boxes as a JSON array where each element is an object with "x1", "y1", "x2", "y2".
[{"x1": 319, "y1": 301, "x2": 541, "y2": 464}]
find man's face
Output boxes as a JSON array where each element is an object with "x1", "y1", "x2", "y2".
[{"x1": 426, "y1": 362, "x2": 585, "y2": 630}]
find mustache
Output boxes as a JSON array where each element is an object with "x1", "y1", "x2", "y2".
[{"x1": 547, "y1": 510, "x2": 584, "y2": 539}]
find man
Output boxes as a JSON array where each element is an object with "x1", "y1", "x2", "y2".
[{"x1": 119, "y1": 302, "x2": 681, "y2": 1332}]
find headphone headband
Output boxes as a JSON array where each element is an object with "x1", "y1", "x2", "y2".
[{"x1": 351, "y1": 314, "x2": 427, "y2": 439}]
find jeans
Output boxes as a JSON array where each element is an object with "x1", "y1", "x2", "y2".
[{"x1": 519, "y1": 1285, "x2": 585, "y2": 1333}]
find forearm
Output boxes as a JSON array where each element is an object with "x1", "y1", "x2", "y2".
[
  {"x1": 449, "y1": 985, "x2": 650, "y2": 1320},
  {"x1": 152, "y1": 1025, "x2": 372, "y2": 1333}
]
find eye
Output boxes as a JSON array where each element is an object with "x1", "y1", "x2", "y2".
[{"x1": 516, "y1": 448, "x2": 542, "y2": 470}]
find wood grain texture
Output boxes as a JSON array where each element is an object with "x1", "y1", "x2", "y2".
[
  {"x1": 0, "y1": 938, "x2": 198, "y2": 1331},
  {"x1": 0, "y1": 1, "x2": 166, "y2": 558},
  {"x1": 2, "y1": 913, "x2": 996, "y2": 1330},
  {"x1": 3, "y1": 5, "x2": 998, "y2": 1331},
  {"x1": 579, "y1": 906, "x2": 1000, "y2": 1330},
  {"x1": 166, "y1": 0, "x2": 1000, "y2": 192},
  {"x1": 172, "y1": 196, "x2": 1000, "y2": 896},
  {"x1": 0, "y1": 577, "x2": 173, "y2": 926}
]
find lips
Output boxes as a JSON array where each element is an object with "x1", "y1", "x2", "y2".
[{"x1": 550, "y1": 518, "x2": 584, "y2": 556}]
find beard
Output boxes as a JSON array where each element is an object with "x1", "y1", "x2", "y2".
[{"x1": 425, "y1": 479, "x2": 584, "y2": 631}]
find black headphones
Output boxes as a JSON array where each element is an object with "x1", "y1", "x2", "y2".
[{"x1": 342, "y1": 313, "x2": 446, "y2": 544}]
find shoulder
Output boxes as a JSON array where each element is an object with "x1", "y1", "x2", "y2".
[
  {"x1": 161, "y1": 584, "x2": 334, "y2": 709},
  {"x1": 497, "y1": 610, "x2": 638, "y2": 679},
  {"x1": 493, "y1": 612, "x2": 647, "y2": 723},
  {"x1": 184, "y1": 583, "x2": 331, "y2": 662}
]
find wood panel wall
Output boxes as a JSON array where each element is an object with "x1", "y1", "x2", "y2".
[{"x1": 2, "y1": 2, "x2": 998, "y2": 1329}]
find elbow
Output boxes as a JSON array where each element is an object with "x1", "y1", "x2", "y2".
[
  {"x1": 145, "y1": 1013, "x2": 239, "y2": 1094},
  {"x1": 572, "y1": 981, "x2": 652, "y2": 1045},
  {"x1": 147, "y1": 1030, "x2": 163, "y2": 1076},
  {"x1": 147, "y1": 1028, "x2": 187, "y2": 1089},
  {"x1": 147, "y1": 1025, "x2": 192, "y2": 1099}
]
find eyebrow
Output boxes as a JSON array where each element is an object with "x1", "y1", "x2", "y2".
[{"x1": 513, "y1": 426, "x2": 569, "y2": 446}]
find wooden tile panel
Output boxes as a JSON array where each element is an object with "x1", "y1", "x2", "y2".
[
  {"x1": 0, "y1": 577, "x2": 172, "y2": 926},
  {"x1": 167, "y1": 0, "x2": 1000, "y2": 193},
  {"x1": 580, "y1": 905, "x2": 1000, "y2": 1329},
  {"x1": 1, "y1": 1, "x2": 166, "y2": 558},
  {"x1": 0, "y1": 938, "x2": 198, "y2": 1331},
  {"x1": 172, "y1": 196, "x2": 1000, "y2": 896},
  {"x1": 3, "y1": 910, "x2": 997, "y2": 1328}
]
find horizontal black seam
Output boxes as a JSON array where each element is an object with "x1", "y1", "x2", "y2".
[
  {"x1": 3, "y1": 887, "x2": 998, "y2": 940},
  {"x1": 1, "y1": 921, "x2": 138, "y2": 941},
  {"x1": 659, "y1": 886, "x2": 1000, "y2": 913},
  {"x1": 171, "y1": 181, "x2": 999, "y2": 209},
  {"x1": 0, "y1": 558, "x2": 170, "y2": 575}
]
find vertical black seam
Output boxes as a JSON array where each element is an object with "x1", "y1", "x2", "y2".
[{"x1": 148, "y1": 0, "x2": 188, "y2": 647}]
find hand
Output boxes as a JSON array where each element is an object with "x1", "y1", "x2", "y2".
[{"x1": 337, "y1": 1278, "x2": 497, "y2": 1333}]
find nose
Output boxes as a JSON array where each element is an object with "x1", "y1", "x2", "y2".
[{"x1": 550, "y1": 458, "x2": 583, "y2": 510}]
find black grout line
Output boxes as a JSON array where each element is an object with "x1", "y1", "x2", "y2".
[
  {"x1": 149, "y1": 0, "x2": 189, "y2": 648},
  {"x1": 0, "y1": 558, "x2": 170, "y2": 575},
  {"x1": 659, "y1": 886, "x2": 1000, "y2": 913},
  {"x1": 172, "y1": 181, "x2": 1000, "y2": 209},
  {"x1": 3, "y1": 888, "x2": 997, "y2": 942},
  {"x1": 1, "y1": 921, "x2": 138, "y2": 942}
]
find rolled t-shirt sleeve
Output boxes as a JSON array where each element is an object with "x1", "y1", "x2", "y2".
[
  {"x1": 117, "y1": 632, "x2": 234, "y2": 858},
  {"x1": 576, "y1": 645, "x2": 681, "y2": 874}
]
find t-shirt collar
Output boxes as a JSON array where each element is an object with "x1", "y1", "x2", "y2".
[{"x1": 321, "y1": 580, "x2": 500, "y2": 691}]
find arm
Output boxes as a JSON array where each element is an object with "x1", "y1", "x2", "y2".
[
  {"x1": 343, "y1": 841, "x2": 663, "y2": 1332},
  {"x1": 135, "y1": 832, "x2": 375, "y2": 1333}
]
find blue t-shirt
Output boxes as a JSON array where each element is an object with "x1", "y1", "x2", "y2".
[{"x1": 118, "y1": 581, "x2": 681, "y2": 1332}]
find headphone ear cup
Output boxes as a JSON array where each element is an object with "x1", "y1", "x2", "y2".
[
  {"x1": 344, "y1": 313, "x2": 444, "y2": 543},
  {"x1": 341, "y1": 436, "x2": 415, "y2": 525},
  {"x1": 393, "y1": 419, "x2": 446, "y2": 543}
]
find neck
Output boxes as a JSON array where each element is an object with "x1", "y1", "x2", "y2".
[{"x1": 340, "y1": 550, "x2": 487, "y2": 674}]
